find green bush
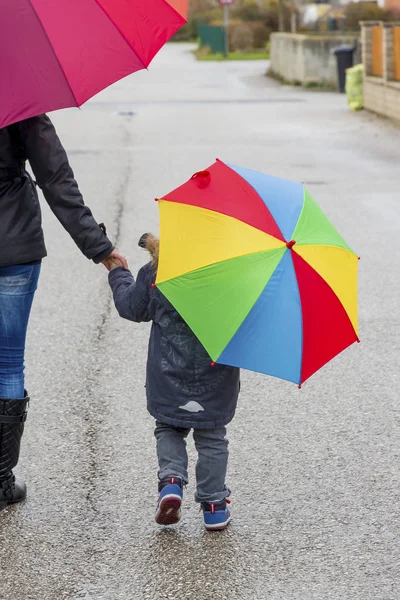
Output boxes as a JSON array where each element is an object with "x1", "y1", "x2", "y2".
[
  {"x1": 173, "y1": 6, "x2": 222, "y2": 41},
  {"x1": 182, "y1": 0, "x2": 298, "y2": 44},
  {"x1": 251, "y1": 22, "x2": 272, "y2": 47},
  {"x1": 190, "y1": 10, "x2": 219, "y2": 38},
  {"x1": 172, "y1": 23, "x2": 192, "y2": 41},
  {"x1": 344, "y1": 2, "x2": 398, "y2": 30},
  {"x1": 263, "y1": 1, "x2": 298, "y2": 32},
  {"x1": 232, "y1": 2, "x2": 263, "y2": 22},
  {"x1": 188, "y1": 0, "x2": 216, "y2": 17},
  {"x1": 231, "y1": 23, "x2": 254, "y2": 50},
  {"x1": 227, "y1": 21, "x2": 271, "y2": 50}
]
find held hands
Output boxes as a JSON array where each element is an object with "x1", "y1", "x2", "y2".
[
  {"x1": 103, "y1": 257, "x2": 123, "y2": 271},
  {"x1": 102, "y1": 249, "x2": 128, "y2": 271}
]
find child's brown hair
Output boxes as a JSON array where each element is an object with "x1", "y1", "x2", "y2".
[{"x1": 138, "y1": 233, "x2": 159, "y2": 269}]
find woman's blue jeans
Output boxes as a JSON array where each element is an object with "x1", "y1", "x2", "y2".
[{"x1": 0, "y1": 264, "x2": 40, "y2": 399}]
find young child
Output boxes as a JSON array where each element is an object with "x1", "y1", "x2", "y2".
[{"x1": 107, "y1": 233, "x2": 240, "y2": 531}]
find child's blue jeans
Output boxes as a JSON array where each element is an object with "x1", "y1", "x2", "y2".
[
  {"x1": 0, "y1": 264, "x2": 41, "y2": 399},
  {"x1": 154, "y1": 421, "x2": 230, "y2": 504}
]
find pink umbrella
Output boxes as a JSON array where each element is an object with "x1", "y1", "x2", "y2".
[{"x1": 0, "y1": 0, "x2": 188, "y2": 128}]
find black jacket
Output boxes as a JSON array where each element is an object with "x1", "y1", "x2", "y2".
[
  {"x1": 0, "y1": 114, "x2": 113, "y2": 267},
  {"x1": 109, "y1": 264, "x2": 240, "y2": 429}
]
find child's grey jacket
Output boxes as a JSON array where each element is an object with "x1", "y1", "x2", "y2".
[{"x1": 108, "y1": 263, "x2": 240, "y2": 429}]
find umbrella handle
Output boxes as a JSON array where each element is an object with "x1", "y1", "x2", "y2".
[{"x1": 191, "y1": 170, "x2": 211, "y2": 188}]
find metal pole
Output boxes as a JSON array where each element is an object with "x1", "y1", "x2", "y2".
[
  {"x1": 291, "y1": 10, "x2": 296, "y2": 33},
  {"x1": 224, "y1": 4, "x2": 229, "y2": 57},
  {"x1": 278, "y1": 0, "x2": 284, "y2": 32}
]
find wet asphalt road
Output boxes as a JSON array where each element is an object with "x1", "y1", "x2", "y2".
[{"x1": 1, "y1": 44, "x2": 400, "y2": 600}]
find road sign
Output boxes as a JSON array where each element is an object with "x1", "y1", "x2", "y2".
[{"x1": 219, "y1": 0, "x2": 234, "y2": 55}]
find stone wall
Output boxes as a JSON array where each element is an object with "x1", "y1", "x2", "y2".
[
  {"x1": 270, "y1": 33, "x2": 360, "y2": 88},
  {"x1": 364, "y1": 78, "x2": 400, "y2": 121},
  {"x1": 361, "y1": 21, "x2": 400, "y2": 122}
]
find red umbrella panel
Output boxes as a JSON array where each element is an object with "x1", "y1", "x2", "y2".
[{"x1": 0, "y1": 0, "x2": 188, "y2": 128}]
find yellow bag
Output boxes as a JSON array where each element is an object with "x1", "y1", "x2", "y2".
[{"x1": 345, "y1": 64, "x2": 364, "y2": 111}]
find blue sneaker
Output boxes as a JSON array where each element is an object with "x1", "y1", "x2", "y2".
[
  {"x1": 155, "y1": 477, "x2": 183, "y2": 525},
  {"x1": 202, "y1": 499, "x2": 231, "y2": 531}
]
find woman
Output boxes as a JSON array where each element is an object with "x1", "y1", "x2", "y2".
[{"x1": 0, "y1": 114, "x2": 126, "y2": 511}]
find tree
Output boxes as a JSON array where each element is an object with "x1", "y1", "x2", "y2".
[{"x1": 188, "y1": 0, "x2": 218, "y2": 17}]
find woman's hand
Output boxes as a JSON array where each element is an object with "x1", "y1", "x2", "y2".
[{"x1": 102, "y1": 249, "x2": 128, "y2": 271}]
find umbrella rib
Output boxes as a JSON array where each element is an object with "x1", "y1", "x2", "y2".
[
  {"x1": 295, "y1": 258, "x2": 304, "y2": 387},
  {"x1": 216, "y1": 159, "x2": 286, "y2": 242},
  {"x1": 294, "y1": 243, "x2": 357, "y2": 255},
  {"x1": 94, "y1": 0, "x2": 147, "y2": 71},
  {"x1": 27, "y1": 0, "x2": 80, "y2": 108},
  {"x1": 158, "y1": 247, "x2": 286, "y2": 284}
]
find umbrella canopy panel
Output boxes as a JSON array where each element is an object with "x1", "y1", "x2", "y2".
[{"x1": 0, "y1": 0, "x2": 187, "y2": 127}]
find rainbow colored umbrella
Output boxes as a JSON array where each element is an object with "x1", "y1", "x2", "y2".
[
  {"x1": 155, "y1": 160, "x2": 359, "y2": 387},
  {"x1": 0, "y1": 0, "x2": 187, "y2": 128}
]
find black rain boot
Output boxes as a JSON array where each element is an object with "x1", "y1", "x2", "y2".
[{"x1": 0, "y1": 393, "x2": 29, "y2": 512}]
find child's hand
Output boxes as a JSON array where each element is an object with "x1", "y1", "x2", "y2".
[
  {"x1": 102, "y1": 250, "x2": 128, "y2": 271},
  {"x1": 103, "y1": 257, "x2": 124, "y2": 271}
]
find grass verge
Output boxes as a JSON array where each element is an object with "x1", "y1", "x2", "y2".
[{"x1": 194, "y1": 49, "x2": 269, "y2": 61}]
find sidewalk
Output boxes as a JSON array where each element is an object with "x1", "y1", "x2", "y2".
[{"x1": 1, "y1": 43, "x2": 399, "y2": 600}]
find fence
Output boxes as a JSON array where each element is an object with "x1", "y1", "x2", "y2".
[
  {"x1": 362, "y1": 22, "x2": 400, "y2": 81},
  {"x1": 360, "y1": 21, "x2": 400, "y2": 122},
  {"x1": 394, "y1": 26, "x2": 400, "y2": 81},
  {"x1": 371, "y1": 25, "x2": 383, "y2": 77},
  {"x1": 198, "y1": 25, "x2": 225, "y2": 54}
]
